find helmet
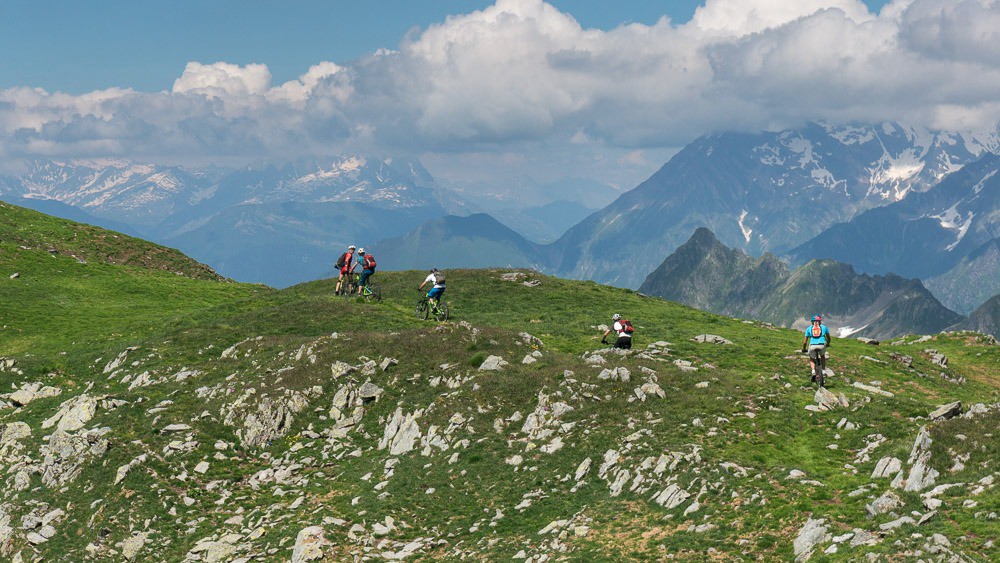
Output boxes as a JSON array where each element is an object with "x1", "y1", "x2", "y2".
[
  {"x1": 348, "y1": 245, "x2": 356, "y2": 250},
  {"x1": 358, "y1": 248, "x2": 366, "y2": 254},
  {"x1": 612, "y1": 313, "x2": 621, "y2": 321},
  {"x1": 430, "y1": 268, "x2": 438, "y2": 273},
  {"x1": 812, "y1": 315, "x2": 822, "y2": 322}
]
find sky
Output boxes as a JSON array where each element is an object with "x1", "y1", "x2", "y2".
[{"x1": 3, "y1": 0, "x2": 998, "y2": 189}]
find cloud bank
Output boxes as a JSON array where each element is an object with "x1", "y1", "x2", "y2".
[{"x1": 2, "y1": 0, "x2": 999, "y2": 181}]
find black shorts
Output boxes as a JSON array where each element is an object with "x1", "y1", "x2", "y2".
[{"x1": 614, "y1": 336, "x2": 632, "y2": 349}]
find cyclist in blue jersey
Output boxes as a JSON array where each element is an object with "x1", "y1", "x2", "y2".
[{"x1": 801, "y1": 315, "x2": 832, "y2": 385}]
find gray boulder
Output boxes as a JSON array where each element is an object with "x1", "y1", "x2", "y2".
[
  {"x1": 42, "y1": 394, "x2": 98, "y2": 432},
  {"x1": 866, "y1": 491, "x2": 904, "y2": 517},
  {"x1": 691, "y1": 334, "x2": 734, "y2": 345},
  {"x1": 478, "y1": 355, "x2": 508, "y2": 371},
  {"x1": 871, "y1": 457, "x2": 902, "y2": 479},
  {"x1": 291, "y1": 526, "x2": 330, "y2": 562},
  {"x1": 929, "y1": 401, "x2": 962, "y2": 421},
  {"x1": 793, "y1": 518, "x2": 830, "y2": 561}
]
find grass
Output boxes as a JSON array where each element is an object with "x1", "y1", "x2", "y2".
[{"x1": 0, "y1": 204, "x2": 998, "y2": 561}]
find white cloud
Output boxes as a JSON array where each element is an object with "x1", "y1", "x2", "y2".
[
  {"x1": 691, "y1": 0, "x2": 875, "y2": 35},
  {"x1": 172, "y1": 62, "x2": 272, "y2": 98},
  {"x1": 2, "y1": 0, "x2": 1000, "y2": 184}
]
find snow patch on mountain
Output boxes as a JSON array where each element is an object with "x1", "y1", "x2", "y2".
[
  {"x1": 738, "y1": 210, "x2": 752, "y2": 243},
  {"x1": 866, "y1": 148, "x2": 925, "y2": 201},
  {"x1": 837, "y1": 325, "x2": 868, "y2": 338},
  {"x1": 782, "y1": 135, "x2": 815, "y2": 168},
  {"x1": 754, "y1": 143, "x2": 784, "y2": 166},
  {"x1": 932, "y1": 204, "x2": 974, "y2": 252},
  {"x1": 826, "y1": 124, "x2": 875, "y2": 146},
  {"x1": 810, "y1": 168, "x2": 839, "y2": 190},
  {"x1": 973, "y1": 170, "x2": 997, "y2": 194}
]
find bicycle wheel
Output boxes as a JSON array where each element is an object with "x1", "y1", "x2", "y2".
[
  {"x1": 415, "y1": 299, "x2": 429, "y2": 320},
  {"x1": 341, "y1": 283, "x2": 356, "y2": 300},
  {"x1": 434, "y1": 302, "x2": 449, "y2": 321},
  {"x1": 366, "y1": 283, "x2": 382, "y2": 303}
]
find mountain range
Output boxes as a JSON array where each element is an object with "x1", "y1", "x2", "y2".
[
  {"x1": 787, "y1": 153, "x2": 1000, "y2": 314},
  {"x1": 2, "y1": 121, "x2": 999, "y2": 324},
  {"x1": 550, "y1": 121, "x2": 1000, "y2": 288},
  {"x1": 0, "y1": 157, "x2": 615, "y2": 286},
  {"x1": 638, "y1": 228, "x2": 967, "y2": 340}
]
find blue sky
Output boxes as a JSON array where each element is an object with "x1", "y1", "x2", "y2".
[
  {"x1": 1, "y1": 0, "x2": 994, "y2": 188},
  {"x1": 2, "y1": 0, "x2": 889, "y2": 93}
]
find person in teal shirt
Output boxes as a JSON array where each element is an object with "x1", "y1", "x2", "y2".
[{"x1": 801, "y1": 315, "x2": 831, "y2": 386}]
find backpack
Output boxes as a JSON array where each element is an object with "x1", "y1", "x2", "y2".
[
  {"x1": 434, "y1": 272, "x2": 446, "y2": 284},
  {"x1": 364, "y1": 255, "x2": 376, "y2": 270},
  {"x1": 811, "y1": 325, "x2": 823, "y2": 338},
  {"x1": 335, "y1": 252, "x2": 347, "y2": 269},
  {"x1": 621, "y1": 319, "x2": 635, "y2": 334}
]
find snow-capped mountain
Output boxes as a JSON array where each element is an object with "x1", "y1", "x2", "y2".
[
  {"x1": 788, "y1": 152, "x2": 1000, "y2": 314},
  {"x1": 0, "y1": 159, "x2": 216, "y2": 229},
  {"x1": 550, "y1": 121, "x2": 1000, "y2": 288}
]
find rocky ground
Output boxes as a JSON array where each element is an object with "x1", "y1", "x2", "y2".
[{"x1": 1, "y1": 271, "x2": 997, "y2": 561}]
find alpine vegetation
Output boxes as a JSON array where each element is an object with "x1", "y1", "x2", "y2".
[{"x1": 1, "y1": 202, "x2": 997, "y2": 561}]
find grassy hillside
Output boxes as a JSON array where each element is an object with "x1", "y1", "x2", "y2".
[
  {"x1": 0, "y1": 201, "x2": 266, "y2": 358},
  {"x1": 1, "y1": 213, "x2": 998, "y2": 561}
]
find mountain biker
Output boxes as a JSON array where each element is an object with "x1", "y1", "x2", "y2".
[
  {"x1": 334, "y1": 245, "x2": 357, "y2": 296},
  {"x1": 801, "y1": 314, "x2": 832, "y2": 385},
  {"x1": 356, "y1": 248, "x2": 376, "y2": 294},
  {"x1": 601, "y1": 313, "x2": 633, "y2": 350},
  {"x1": 418, "y1": 268, "x2": 446, "y2": 311}
]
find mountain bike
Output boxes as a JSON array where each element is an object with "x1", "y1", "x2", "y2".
[
  {"x1": 342, "y1": 272, "x2": 382, "y2": 303},
  {"x1": 415, "y1": 289, "x2": 449, "y2": 321}
]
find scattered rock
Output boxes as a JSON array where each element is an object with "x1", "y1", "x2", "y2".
[
  {"x1": 357, "y1": 381, "x2": 384, "y2": 404},
  {"x1": 928, "y1": 401, "x2": 962, "y2": 421},
  {"x1": 871, "y1": 457, "x2": 902, "y2": 479},
  {"x1": 866, "y1": 490, "x2": 904, "y2": 517},
  {"x1": 814, "y1": 387, "x2": 849, "y2": 410},
  {"x1": 121, "y1": 532, "x2": 148, "y2": 560},
  {"x1": 878, "y1": 515, "x2": 915, "y2": 531},
  {"x1": 379, "y1": 408, "x2": 422, "y2": 456},
  {"x1": 852, "y1": 382, "x2": 894, "y2": 397},
  {"x1": 924, "y1": 349, "x2": 948, "y2": 368},
  {"x1": 478, "y1": 355, "x2": 508, "y2": 371},
  {"x1": 651, "y1": 484, "x2": 690, "y2": 508},
  {"x1": 42, "y1": 394, "x2": 98, "y2": 431},
  {"x1": 889, "y1": 353, "x2": 913, "y2": 367},
  {"x1": 6, "y1": 382, "x2": 62, "y2": 407},
  {"x1": 291, "y1": 526, "x2": 330, "y2": 562},
  {"x1": 691, "y1": 334, "x2": 733, "y2": 345},
  {"x1": 793, "y1": 518, "x2": 830, "y2": 561}
]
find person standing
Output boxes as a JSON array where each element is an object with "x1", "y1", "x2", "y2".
[
  {"x1": 801, "y1": 315, "x2": 832, "y2": 385},
  {"x1": 334, "y1": 245, "x2": 356, "y2": 295},
  {"x1": 601, "y1": 313, "x2": 634, "y2": 349}
]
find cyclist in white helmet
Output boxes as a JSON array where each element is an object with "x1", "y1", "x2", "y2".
[
  {"x1": 418, "y1": 268, "x2": 446, "y2": 312},
  {"x1": 601, "y1": 313, "x2": 634, "y2": 349}
]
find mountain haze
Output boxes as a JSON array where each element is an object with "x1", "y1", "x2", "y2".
[{"x1": 372, "y1": 213, "x2": 546, "y2": 271}]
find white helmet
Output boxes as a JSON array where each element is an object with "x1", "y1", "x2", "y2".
[
  {"x1": 348, "y1": 245, "x2": 356, "y2": 250},
  {"x1": 358, "y1": 247, "x2": 366, "y2": 254},
  {"x1": 612, "y1": 313, "x2": 621, "y2": 321}
]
